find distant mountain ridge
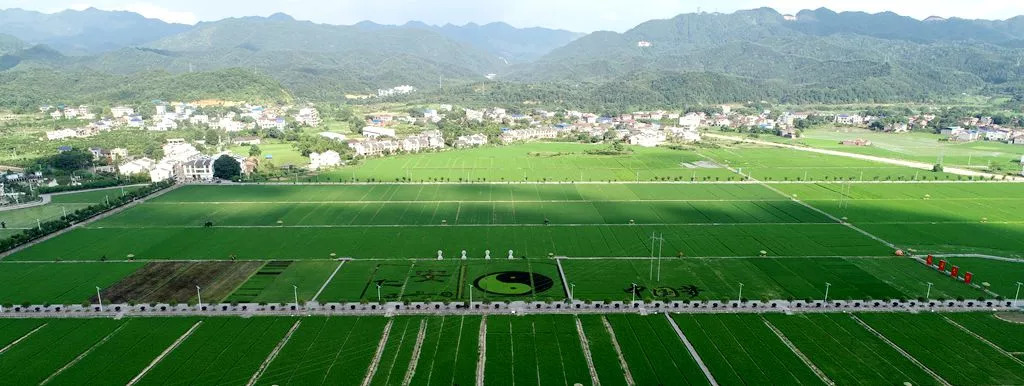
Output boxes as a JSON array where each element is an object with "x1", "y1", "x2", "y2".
[
  {"x1": 1, "y1": 6, "x2": 1023, "y2": 108},
  {"x1": 0, "y1": 7, "x2": 190, "y2": 54}
]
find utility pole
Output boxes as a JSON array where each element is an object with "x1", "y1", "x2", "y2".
[
  {"x1": 649, "y1": 232, "x2": 656, "y2": 280},
  {"x1": 656, "y1": 233, "x2": 664, "y2": 282}
]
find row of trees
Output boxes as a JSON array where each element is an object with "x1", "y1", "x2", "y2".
[{"x1": 0, "y1": 180, "x2": 174, "y2": 254}]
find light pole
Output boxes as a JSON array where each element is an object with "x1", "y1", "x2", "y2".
[
  {"x1": 1015, "y1": 282, "x2": 1022, "y2": 305},
  {"x1": 95, "y1": 286, "x2": 103, "y2": 312},
  {"x1": 737, "y1": 282, "x2": 744, "y2": 303},
  {"x1": 62, "y1": 206, "x2": 66, "y2": 219},
  {"x1": 569, "y1": 283, "x2": 575, "y2": 303},
  {"x1": 823, "y1": 282, "x2": 832, "y2": 303},
  {"x1": 631, "y1": 283, "x2": 637, "y2": 304},
  {"x1": 293, "y1": 285, "x2": 299, "y2": 306},
  {"x1": 376, "y1": 283, "x2": 382, "y2": 303},
  {"x1": 656, "y1": 233, "x2": 664, "y2": 282},
  {"x1": 468, "y1": 284, "x2": 473, "y2": 305},
  {"x1": 196, "y1": 285, "x2": 203, "y2": 309},
  {"x1": 926, "y1": 282, "x2": 934, "y2": 301}
]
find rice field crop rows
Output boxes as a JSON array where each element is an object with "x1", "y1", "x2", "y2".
[
  {"x1": 407, "y1": 316, "x2": 481, "y2": 386},
  {"x1": 604, "y1": 314, "x2": 710, "y2": 385},
  {"x1": 484, "y1": 314, "x2": 592, "y2": 386},
  {"x1": 255, "y1": 316, "x2": 389, "y2": 385},
  {"x1": 943, "y1": 313, "x2": 1024, "y2": 353},
  {"x1": 671, "y1": 314, "x2": 822, "y2": 385},
  {"x1": 562, "y1": 257, "x2": 982, "y2": 302},
  {"x1": 134, "y1": 317, "x2": 295, "y2": 386},
  {"x1": 317, "y1": 142, "x2": 737, "y2": 182},
  {"x1": 859, "y1": 313, "x2": 1024, "y2": 385},
  {"x1": 763, "y1": 314, "x2": 939, "y2": 385},
  {"x1": 0, "y1": 262, "x2": 143, "y2": 305}
]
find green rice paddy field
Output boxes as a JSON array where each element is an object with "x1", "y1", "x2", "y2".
[
  {"x1": 320, "y1": 142, "x2": 738, "y2": 182},
  {"x1": 0, "y1": 313, "x2": 1020, "y2": 386}
]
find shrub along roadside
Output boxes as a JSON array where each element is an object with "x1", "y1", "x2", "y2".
[{"x1": 0, "y1": 180, "x2": 174, "y2": 254}]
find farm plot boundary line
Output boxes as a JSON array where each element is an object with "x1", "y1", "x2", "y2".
[
  {"x1": 0, "y1": 255, "x2": 926, "y2": 265},
  {"x1": 574, "y1": 317, "x2": 601, "y2": 386},
  {"x1": 147, "y1": 199, "x2": 801, "y2": 204},
  {"x1": 82, "y1": 219, "x2": 1024, "y2": 229},
  {"x1": 664, "y1": 312, "x2": 719, "y2": 386},
  {"x1": 712, "y1": 156, "x2": 897, "y2": 250},
  {"x1": 601, "y1": 315, "x2": 636, "y2": 386},
  {"x1": 475, "y1": 315, "x2": 487, "y2": 386},
  {"x1": 941, "y1": 315, "x2": 1024, "y2": 366},
  {"x1": 126, "y1": 320, "x2": 203, "y2": 386},
  {"x1": 761, "y1": 317, "x2": 835, "y2": 386},
  {"x1": 247, "y1": 320, "x2": 302, "y2": 386},
  {"x1": 39, "y1": 322, "x2": 127, "y2": 385},
  {"x1": 311, "y1": 260, "x2": 347, "y2": 301},
  {"x1": 401, "y1": 319, "x2": 429, "y2": 386},
  {"x1": 0, "y1": 322, "x2": 46, "y2": 355},
  {"x1": 849, "y1": 315, "x2": 951, "y2": 386},
  {"x1": 360, "y1": 318, "x2": 395, "y2": 386}
]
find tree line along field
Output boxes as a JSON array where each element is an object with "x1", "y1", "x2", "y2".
[
  {"x1": 0, "y1": 185, "x2": 144, "y2": 230},
  {"x1": 776, "y1": 182, "x2": 1024, "y2": 258},
  {"x1": 318, "y1": 143, "x2": 738, "y2": 182},
  {"x1": 0, "y1": 313, "x2": 1020, "y2": 386}
]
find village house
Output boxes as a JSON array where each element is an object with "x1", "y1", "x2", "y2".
[
  {"x1": 665, "y1": 127, "x2": 702, "y2": 143},
  {"x1": 628, "y1": 130, "x2": 667, "y2": 147},
  {"x1": 45, "y1": 128, "x2": 78, "y2": 141},
  {"x1": 111, "y1": 106, "x2": 135, "y2": 118},
  {"x1": 455, "y1": 134, "x2": 488, "y2": 148},
  {"x1": 176, "y1": 158, "x2": 215, "y2": 181},
  {"x1": 363, "y1": 126, "x2": 397, "y2": 139},
  {"x1": 295, "y1": 107, "x2": 321, "y2": 127},
  {"x1": 349, "y1": 139, "x2": 400, "y2": 157},
  {"x1": 233, "y1": 137, "x2": 262, "y2": 146},
  {"x1": 500, "y1": 128, "x2": 559, "y2": 143},
  {"x1": 835, "y1": 114, "x2": 865, "y2": 125},
  {"x1": 119, "y1": 158, "x2": 156, "y2": 176},
  {"x1": 320, "y1": 132, "x2": 347, "y2": 142}
]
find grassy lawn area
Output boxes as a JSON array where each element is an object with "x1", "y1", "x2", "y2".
[
  {"x1": 0, "y1": 262, "x2": 143, "y2": 305},
  {"x1": 229, "y1": 142, "x2": 308, "y2": 167}
]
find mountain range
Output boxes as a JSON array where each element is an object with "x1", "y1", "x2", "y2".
[{"x1": 0, "y1": 7, "x2": 1022, "y2": 109}]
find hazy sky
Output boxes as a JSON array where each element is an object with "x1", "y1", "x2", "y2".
[{"x1": 3, "y1": 0, "x2": 1024, "y2": 32}]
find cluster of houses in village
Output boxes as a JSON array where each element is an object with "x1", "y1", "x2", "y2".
[
  {"x1": 117, "y1": 139, "x2": 255, "y2": 182},
  {"x1": 833, "y1": 112, "x2": 1024, "y2": 144},
  {"x1": 42, "y1": 103, "x2": 321, "y2": 141}
]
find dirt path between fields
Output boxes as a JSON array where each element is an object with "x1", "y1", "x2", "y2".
[
  {"x1": 361, "y1": 318, "x2": 395, "y2": 386},
  {"x1": 475, "y1": 315, "x2": 488, "y2": 386},
  {"x1": 401, "y1": 319, "x2": 429, "y2": 386},
  {"x1": 575, "y1": 317, "x2": 601, "y2": 386},
  {"x1": 762, "y1": 317, "x2": 836, "y2": 386},
  {"x1": 247, "y1": 320, "x2": 302, "y2": 386},
  {"x1": 601, "y1": 315, "x2": 635, "y2": 386}
]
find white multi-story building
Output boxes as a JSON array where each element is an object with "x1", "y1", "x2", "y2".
[
  {"x1": 455, "y1": 134, "x2": 488, "y2": 148},
  {"x1": 500, "y1": 128, "x2": 558, "y2": 143},
  {"x1": 308, "y1": 150, "x2": 342, "y2": 170},
  {"x1": 349, "y1": 139, "x2": 400, "y2": 157},
  {"x1": 295, "y1": 107, "x2": 321, "y2": 127},
  {"x1": 628, "y1": 130, "x2": 667, "y2": 147},
  {"x1": 111, "y1": 106, "x2": 135, "y2": 118},
  {"x1": 45, "y1": 129, "x2": 78, "y2": 141},
  {"x1": 176, "y1": 158, "x2": 214, "y2": 181},
  {"x1": 363, "y1": 126, "x2": 397, "y2": 139}
]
